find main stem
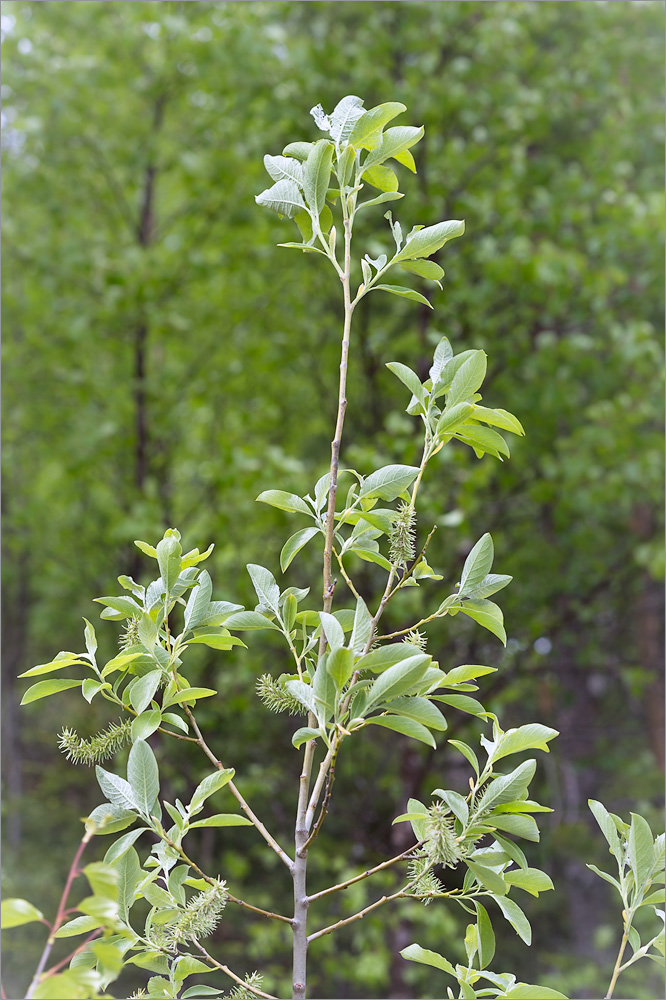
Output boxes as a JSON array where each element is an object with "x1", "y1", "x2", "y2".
[
  {"x1": 292, "y1": 214, "x2": 354, "y2": 1000},
  {"x1": 604, "y1": 908, "x2": 632, "y2": 1000}
]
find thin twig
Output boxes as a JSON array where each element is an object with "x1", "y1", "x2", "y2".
[
  {"x1": 182, "y1": 704, "x2": 293, "y2": 870},
  {"x1": 307, "y1": 876, "x2": 423, "y2": 944},
  {"x1": 386, "y1": 525, "x2": 438, "y2": 598},
  {"x1": 194, "y1": 944, "x2": 278, "y2": 999},
  {"x1": 306, "y1": 844, "x2": 420, "y2": 903},
  {"x1": 301, "y1": 740, "x2": 340, "y2": 853},
  {"x1": 41, "y1": 931, "x2": 102, "y2": 978},
  {"x1": 25, "y1": 832, "x2": 92, "y2": 999},
  {"x1": 333, "y1": 546, "x2": 362, "y2": 600},
  {"x1": 162, "y1": 833, "x2": 292, "y2": 923}
]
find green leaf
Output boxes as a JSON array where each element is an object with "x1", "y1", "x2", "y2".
[
  {"x1": 373, "y1": 284, "x2": 433, "y2": 308},
  {"x1": 393, "y1": 218, "x2": 465, "y2": 262},
  {"x1": 132, "y1": 709, "x2": 162, "y2": 742},
  {"x1": 85, "y1": 802, "x2": 137, "y2": 836},
  {"x1": 19, "y1": 655, "x2": 89, "y2": 678},
  {"x1": 130, "y1": 669, "x2": 162, "y2": 715},
  {"x1": 156, "y1": 533, "x2": 182, "y2": 594},
  {"x1": 357, "y1": 191, "x2": 404, "y2": 213},
  {"x1": 181, "y1": 988, "x2": 224, "y2": 998},
  {"x1": 20, "y1": 679, "x2": 82, "y2": 705},
  {"x1": 127, "y1": 739, "x2": 160, "y2": 818},
  {"x1": 400, "y1": 943, "x2": 456, "y2": 976},
  {"x1": 283, "y1": 141, "x2": 313, "y2": 161},
  {"x1": 329, "y1": 95, "x2": 365, "y2": 144},
  {"x1": 114, "y1": 846, "x2": 142, "y2": 921},
  {"x1": 433, "y1": 694, "x2": 488, "y2": 717},
  {"x1": 502, "y1": 987, "x2": 568, "y2": 999},
  {"x1": 96, "y1": 767, "x2": 139, "y2": 814},
  {"x1": 494, "y1": 834, "x2": 528, "y2": 872},
  {"x1": 494, "y1": 894, "x2": 532, "y2": 945},
  {"x1": 476, "y1": 760, "x2": 538, "y2": 814},
  {"x1": 359, "y1": 464, "x2": 419, "y2": 501},
  {"x1": 487, "y1": 813, "x2": 540, "y2": 842},
  {"x1": 180, "y1": 543, "x2": 215, "y2": 570},
  {"x1": 256, "y1": 490, "x2": 312, "y2": 515},
  {"x1": 292, "y1": 727, "x2": 321, "y2": 749},
  {"x1": 223, "y1": 611, "x2": 281, "y2": 631},
  {"x1": 190, "y1": 768, "x2": 235, "y2": 812},
  {"x1": 436, "y1": 401, "x2": 475, "y2": 436},
  {"x1": 459, "y1": 534, "x2": 495, "y2": 594},
  {"x1": 433, "y1": 788, "x2": 468, "y2": 824},
  {"x1": 161, "y1": 712, "x2": 189, "y2": 734},
  {"x1": 263, "y1": 153, "x2": 304, "y2": 185},
  {"x1": 82, "y1": 679, "x2": 106, "y2": 704},
  {"x1": 457, "y1": 424, "x2": 510, "y2": 460},
  {"x1": 349, "y1": 101, "x2": 406, "y2": 147},
  {"x1": 31, "y1": 972, "x2": 95, "y2": 999},
  {"x1": 94, "y1": 595, "x2": 142, "y2": 619},
  {"x1": 366, "y1": 654, "x2": 431, "y2": 709},
  {"x1": 365, "y1": 714, "x2": 436, "y2": 747},
  {"x1": 188, "y1": 814, "x2": 252, "y2": 829},
  {"x1": 54, "y1": 914, "x2": 102, "y2": 938},
  {"x1": 164, "y1": 687, "x2": 218, "y2": 708},
  {"x1": 101, "y1": 651, "x2": 146, "y2": 677},
  {"x1": 1, "y1": 898, "x2": 45, "y2": 928},
  {"x1": 504, "y1": 868, "x2": 554, "y2": 897},
  {"x1": 460, "y1": 599, "x2": 507, "y2": 645},
  {"x1": 386, "y1": 696, "x2": 447, "y2": 731},
  {"x1": 303, "y1": 139, "x2": 334, "y2": 215},
  {"x1": 285, "y1": 680, "x2": 316, "y2": 715},
  {"x1": 475, "y1": 901, "x2": 496, "y2": 969},
  {"x1": 247, "y1": 563, "x2": 280, "y2": 612},
  {"x1": 588, "y1": 799, "x2": 623, "y2": 861},
  {"x1": 350, "y1": 596, "x2": 373, "y2": 655},
  {"x1": 312, "y1": 656, "x2": 337, "y2": 723},
  {"x1": 399, "y1": 259, "x2": 445, "y2": 282},
  {"x1": 386, "y1": 362, "x2": 426, "y2": 406},
  {"x1": 464, "y1": 574, "x2": 513, "y2": 601},
  {"x1": 327, "y1": 646, "x2": 355, "y2": 690},
  {"x1": 255, "y1": 179, "x2": 306, "y2": 218},
  {"x1": 443, "y1": 664, "x2": 497, "y2": 685},
  {"x1": 473, "y1": 405, "x2": 525, "y2": 436},
  {"x1": 319, "y1": 611, "x2": 345, "y2": 649},
  {"x1": 493, "y1": 724, "x2": 559, "y2": 762},
  {"x1": 358, "y1": 641, "x2": 426, "y2": 673},
  {"x1": 363, "y1": 164, "x2": 399, "y2": 192},
  {"x1": 447, "y1": 351, "x2": 487, "y2": 407},
  {"x1": 103, "y1": 827, "x2": 147, "y2": 863},
  {"x1": 466, "y1": 859, "x2": 507, "y2": 895},
  {"x1": 134, "y1": 539, "x2": 158, "y2": 559},
  {"x1": 629, "y1": 812, "x2": 655, "y2": 892},
  {"x1": 281, "y1": 526, "x2": 320, "y2": 572},
  {"x1": 183, "y1": 570, "x2": 213, "y2": 631},
  {"x1": 186, "y1": 632, "x2": 246, "y2": 650},
  {"x1": 448, "y1": 739, "x2": 480, "y2": 777},
  {"x1": 362, "y1": 125, "x2": 424, "y2": 172},
  {"x1": 351, "y1": 547, "x2": 392, "y2": 570}
]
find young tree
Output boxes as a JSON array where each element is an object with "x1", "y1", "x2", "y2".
[{"x1": 3, "y1": 95, "x2": 663, "y2": 1000}]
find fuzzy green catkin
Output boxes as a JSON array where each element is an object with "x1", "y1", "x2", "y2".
[
  {"x1": 157, "y1": 879, "x2": 228, "y2": 951},
  {"x1": 58, "y1": 719, "x2": 132, "y2": 765},
  {"x1": 407, "y1": 854, "x2": 443, "y2": 904},
  {"x1": 404, "y1": 628, "x2": 427, "y2": 651},
  {"x1": 389, "y1": 501, "x2": 416, "y2": 568},
  {"x1": 119, "y1": 616, "x2": 141, "y2": 651},
  {"x1": 227, "y1": 973, "x2": 264, "y2": 999},
  {"x1": 423, "y1": 802, "x2": 466, "y2": 868},
  {"x1": 256, "y1": 673, "x2": 306, "y2": 716}
]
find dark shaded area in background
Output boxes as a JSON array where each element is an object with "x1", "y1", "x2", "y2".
[{"x1": 1, "y1": 2, "x2": 664, "y2": 998}]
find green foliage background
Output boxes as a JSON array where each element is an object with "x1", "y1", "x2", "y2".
[{"x1": 1, "y1": 2, "x2": 663, "y2": 998}]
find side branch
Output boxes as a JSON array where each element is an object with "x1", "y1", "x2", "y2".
[
  {"x1": 195, "y1": 944, "x2": 278, "y2": 1000},
  {"x1": 182, "y1": 704, "x2": 293, "y2": 870},
  {"x1": 306, "y1": 844, "x2": 420, "y2": 903},
  {"x1": 307, "y1": 887, "x2": 411, "y2": 943}
]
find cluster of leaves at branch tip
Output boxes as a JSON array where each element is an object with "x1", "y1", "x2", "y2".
[{"x1": 5, "y1": 88, "x2": 663, "y2": 1000}]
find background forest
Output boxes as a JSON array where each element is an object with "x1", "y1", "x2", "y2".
[{"x1": 1, "y1": 2, "x2": 664, "y2": 999}]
